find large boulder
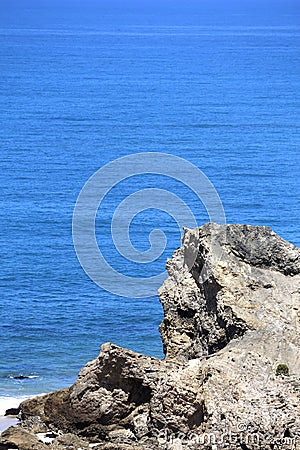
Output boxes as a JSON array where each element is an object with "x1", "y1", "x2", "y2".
[{"x1": 1, "y1": 223, "x2": 300, "y2": 449}]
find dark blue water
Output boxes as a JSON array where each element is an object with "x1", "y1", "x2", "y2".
[{"x1": 0, "y1": 0, "x2": 300, "y2": 400}]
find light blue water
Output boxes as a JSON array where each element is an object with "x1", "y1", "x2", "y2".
[{"x1": 0, "y1": 0, "x2": 300, "y2": 399}]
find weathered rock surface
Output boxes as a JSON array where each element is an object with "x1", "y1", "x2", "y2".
[
  {"x1": 1, "y1": 223, "x2": 300, "y2": 449},
  {"x1": 0, "y1": 427, "x2": 48, "y2": 450}
]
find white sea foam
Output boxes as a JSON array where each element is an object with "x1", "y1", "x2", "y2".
[
  {"x1": 0, "y1": 416, "x2": 19, "y2": 433},
  {"x1": 8, "y1": 375, "x2": 39, "y2": 379},
  {"x1": 0, "y1": 394, "x2": 49, "y2": 415},
  {"x1": 0, "y1": 396, "x2": 29, "y2": 416},
  {"x1": 0, "y1": 395, "x2": 30, "y2": 433}
]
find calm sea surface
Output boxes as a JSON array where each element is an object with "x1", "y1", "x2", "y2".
[{"x1": 0, "y1": 1, "x2": 300, "y2": 402}]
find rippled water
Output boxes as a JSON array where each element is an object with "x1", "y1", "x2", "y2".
[{"x1": 0, "y1": 1, "x2": 299, "y2": 402}]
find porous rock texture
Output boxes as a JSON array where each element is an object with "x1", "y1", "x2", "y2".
[{"x1": 1, "y1": 223, "x2": 300, "y2": 449}]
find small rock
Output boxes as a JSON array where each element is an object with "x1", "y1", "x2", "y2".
[{"x1": 4, "y1": 408, "x2": 19, "y2": 417}]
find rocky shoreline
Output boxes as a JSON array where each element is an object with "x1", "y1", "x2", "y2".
[{"x1": 1, "y1": 223, "x2": 300, "y2": 449}]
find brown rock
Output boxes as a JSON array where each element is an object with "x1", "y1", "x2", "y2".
[
  {"x1": 51, "y1": 433, "x2": 90, "y2": 449},
  {"x1": 0, "y1": 427, "x2": 47, "y2": 450}
]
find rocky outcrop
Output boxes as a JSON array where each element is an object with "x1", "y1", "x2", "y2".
[
  {"x1": 159, "y1": 224, "x2": 300, "y2": 360},
  {"x1": 1, "y1": 223, "x2": 300, "y2": 449}
]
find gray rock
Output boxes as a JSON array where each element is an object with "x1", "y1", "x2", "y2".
[
  {"x1": 159, "y1": 223, "x2": 300, "y2": 361},
  {"x1": 2, "y1": 223, "x2": 300, "y2": 449}
]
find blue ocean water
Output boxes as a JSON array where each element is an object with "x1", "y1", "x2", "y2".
[{"x1": 0, "y1": 0, "x2": 300, "y2": 401}]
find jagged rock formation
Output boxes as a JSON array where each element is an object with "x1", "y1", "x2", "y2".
[{"x1": 1, "y1": 223, "x2": 300, "y2": 449}]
